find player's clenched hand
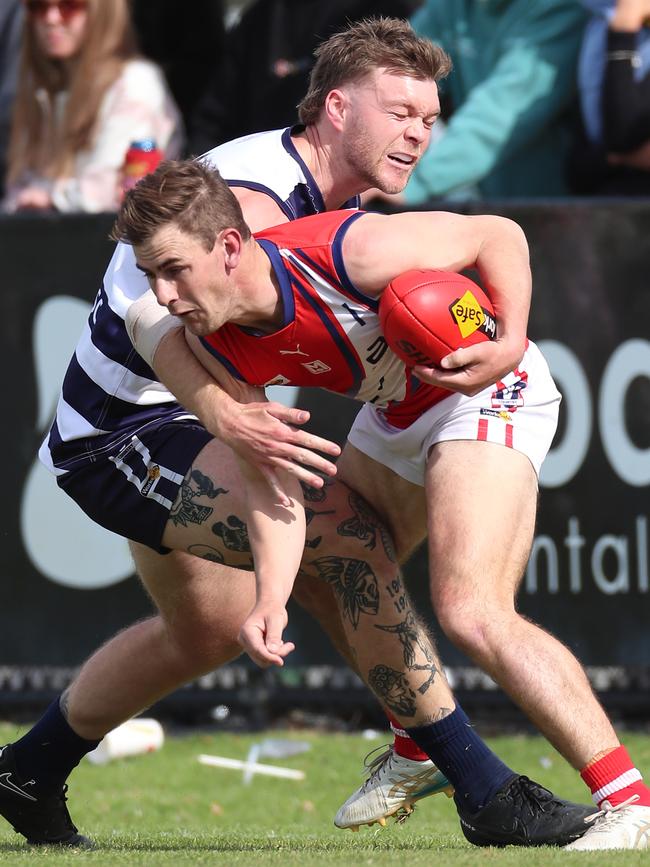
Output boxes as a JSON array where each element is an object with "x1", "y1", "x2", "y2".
[
  {"x1": 413, "y1": 338, "x2": 525, "y2": 396},
  {"x1": 238, "y1": 603, "x2": 295, "y2": 668},
  {"x1": 217, "y1": 399, "x2": 341, "y2": 494}
]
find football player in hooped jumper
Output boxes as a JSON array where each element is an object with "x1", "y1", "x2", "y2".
[{"x1": 121, "y1": 159, "x2": 649, "y2": 851}]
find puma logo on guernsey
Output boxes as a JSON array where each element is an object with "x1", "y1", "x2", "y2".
[{"x1": 279, "y1": 344, "x2": 309, "y2": 356}]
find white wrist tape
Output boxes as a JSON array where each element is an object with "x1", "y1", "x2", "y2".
[{"x1": 125, "y1": 289, "x2": 183, "y2": 368}]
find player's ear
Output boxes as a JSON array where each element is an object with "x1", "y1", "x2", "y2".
[
  {"x1": 324, "y1": 88, "x2": 348, "y2": 131},
  {"x1": 221, "y1": 228, "x2": 243, "y2": 271}
]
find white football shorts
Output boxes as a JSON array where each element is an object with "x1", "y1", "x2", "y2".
[{"x1": 348, "y1": 341, "x2": 561, "y2": 486}]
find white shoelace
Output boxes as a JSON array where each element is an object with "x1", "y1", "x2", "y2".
[{"x1": 584, "y1": 794, "x2": 641, "y2": 831}]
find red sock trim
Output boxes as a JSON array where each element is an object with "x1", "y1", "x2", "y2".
[
  {"x1": 386, "y1": 712, "x2": 429, "y2": 761},
  {"x1": 581, "y1": 745, "x2": 650, "y2": 807}
]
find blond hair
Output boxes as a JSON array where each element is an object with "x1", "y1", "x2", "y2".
[
  {"x1": 7, "y1": 0, "x2": 138, "y2": 184},
  {"x1": 111, "y1": 159, "x2": 251, "y2": 250},
  {"x1": 298, "y1": 17, "x2": 450, "y2": 126}
]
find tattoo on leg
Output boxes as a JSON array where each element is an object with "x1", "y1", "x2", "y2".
[
  {"x1": 310, "y1": 556, "x2": 379, "y2": 628},
  {"x1": 211, "y1": 515, "x2": 251, "y2": 553},
  {"x1": 337, "y1": 492, "x2": 396, "y2": 562},
  {"x1": 375, "y1": 612, "x2": 432, "y2": 666},
  {"x1": 375, "y1": 611, "x2": 438, "y2": 694},
  {"x1": 384, "y1": 577, "x2": 410, "y2": 616},
  {"x1": 368, "y1": 664, "x2": 417, "y2": 718},
  {"x1": 304, "y1": 506, "x2": 335, "y2": 549},
  {"x1": 300, "y1": 480, "x2": 328, "y2": 503},
  {"x1": 59, "y1": 689, "x2": 71, "y2": 721},
  {"x1": 170, "y1": 468, "x2": 226, "y2": 528},
  {"x1": 305, "y1": 506, "x2": 336, "y2": 524},
  {"x1": 187, "y1": 544, "x2": 225, "y2": 563},
  {"x1": 190, "y1": 470, "x2": 228, "y2": 499}
]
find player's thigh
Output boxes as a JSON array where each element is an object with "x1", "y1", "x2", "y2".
[
  {"x1": 160, "y1": 437, "x2": 256, "y2": 567},
  {"x1": 130, "y1": 541, "x2": 256, "y2": 638},
  {"x1": 425, "y1": 440, "x2": 538, "y2": 608},
  {"x1": 336, "y1": 441, "x2": 427, "y2": 562}
]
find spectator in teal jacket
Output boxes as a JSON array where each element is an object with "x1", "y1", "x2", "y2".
[{"x1": 404, "y1": 0, "x2": 588, "y2": 201}]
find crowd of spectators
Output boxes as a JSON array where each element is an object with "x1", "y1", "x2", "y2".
[{"x1": 1, "y1": 0, "x2": 650, "y2": 211}]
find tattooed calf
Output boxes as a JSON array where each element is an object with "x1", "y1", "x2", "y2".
[
  {"x1": 375, "y1": 612, "x2": 437, "y2": 694},
  {"x1": 368, "y1": 664, "x2": 417, "y2": 717}
]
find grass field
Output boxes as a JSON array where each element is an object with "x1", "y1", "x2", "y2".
[{"x1": 0, "y1": 722, "x2": 648, "y2": 865}]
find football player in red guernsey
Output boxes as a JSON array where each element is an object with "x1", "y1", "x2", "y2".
[{"x1": 119, "y1": 159, "x2": 649, "y2": 851}]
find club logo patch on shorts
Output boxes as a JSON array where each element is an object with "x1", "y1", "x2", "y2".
[
  {"x1": 141, "y1": 464, "x2": 161, "y2": 496},
  {"x1": 449, "y1": 290, "x2": 497, "y2": 340},
  {"x1": 491, "y1": 376, "x2": 527, "y2": 411}
]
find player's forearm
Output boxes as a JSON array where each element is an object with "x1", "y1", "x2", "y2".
[
  {"x1": 241, "y1": 462, "x2": 306, "y2": 609},
  {"x1": 153, "y1": 327, "x2": 237, "y2": 438},
  {"x1": 473, "y1": 215, "x2": 531, "y2": 349}
]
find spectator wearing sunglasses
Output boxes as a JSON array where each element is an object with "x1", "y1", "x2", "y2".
[{"x1": 2, "y1": 0, "x2": 183, "y2": 213}]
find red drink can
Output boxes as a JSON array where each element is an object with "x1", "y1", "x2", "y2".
[{"x1": 121, "y1": 139, "x2": 163, "y2": 194}]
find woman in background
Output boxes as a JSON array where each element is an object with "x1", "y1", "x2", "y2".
[{"x1": 3, "y1": 0, "x2": 183, "y2": 213}]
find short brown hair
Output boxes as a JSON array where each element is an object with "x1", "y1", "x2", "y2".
[
  {"x1": 298, "y1": 17, "x2": 450, "y2": 126},
  {"x1": 111, "y1": 159, "x2": 251, "y2": 250}
]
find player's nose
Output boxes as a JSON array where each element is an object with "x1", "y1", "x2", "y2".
[
  {"x1": 152, "y1": 278, "x2": 177, "y2": 308},
  {"x1": 404, "y1": 117, "x2": 428, "y2": 145}
]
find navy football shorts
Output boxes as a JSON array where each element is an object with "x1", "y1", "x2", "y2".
[{"x1": 56, "y1": 418, "x2": 213, "y2": 552}]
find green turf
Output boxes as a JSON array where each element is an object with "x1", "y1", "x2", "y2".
[{"x1": 0, "y1": 723, "x2": 648, "y2": 865}]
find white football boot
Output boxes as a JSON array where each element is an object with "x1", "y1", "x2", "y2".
[
  {"x1": 564, "y1": 795, "x2": 650, "y2": 850},
  {"x1": 334, "y1": 745, "x2": 454, "y2": 831}
]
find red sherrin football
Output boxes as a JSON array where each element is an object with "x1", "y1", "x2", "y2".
[{"x1": 379, "y1": 269, "x2": 497, "y2": 367}]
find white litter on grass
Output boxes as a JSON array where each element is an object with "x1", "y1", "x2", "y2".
[
  {"x1": 198, "y1": 753, "x2": 305, "y2": 781},
  {"x1": 241, "y1": 739, "x2": 310, "y2": 784}
]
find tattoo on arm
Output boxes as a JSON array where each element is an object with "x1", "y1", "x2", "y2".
[{"x1": 368, "y1": 664, "x2": 417, "y2": 718}]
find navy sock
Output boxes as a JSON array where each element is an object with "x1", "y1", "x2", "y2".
[
  {"x1": 406, "y1": 705, "x2": 516, "y2": 812},
  {"x1": 11, "y1": 696, "x2": 100, "y2": 796}
]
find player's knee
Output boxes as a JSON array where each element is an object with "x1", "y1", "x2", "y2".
[
  {"x1": 166, "y1": 616, "x2": 241, "y2": 670},
  {"x1": 435, "y1": 597, "x2": 508, "y2": 657}
]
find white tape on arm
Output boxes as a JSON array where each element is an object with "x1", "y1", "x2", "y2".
[{"x1": 125, "y1": 290, "x2": 183, "y2": 368}]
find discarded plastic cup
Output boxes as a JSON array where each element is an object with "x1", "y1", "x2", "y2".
[{"x1": 87, "y1": 718, "x2": 164, "y2": 765}]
